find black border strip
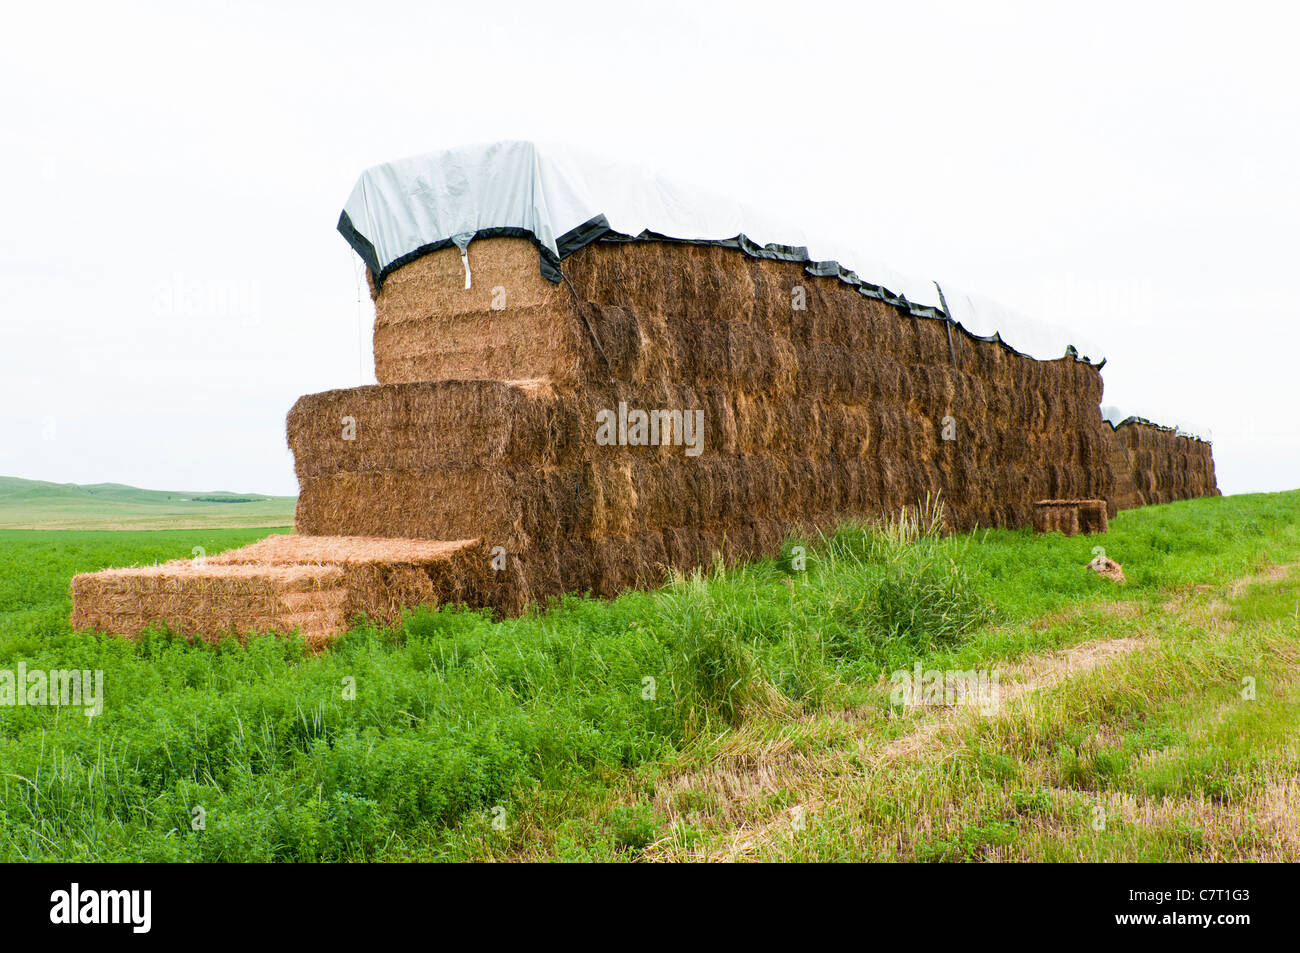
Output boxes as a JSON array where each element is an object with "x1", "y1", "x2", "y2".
[
  {"x1": 1107, "y1": 414, "x2": 1210, "y2": 443},
  {"x1": 338, "y1": 212, "x2": 1105, "y2": 370}
]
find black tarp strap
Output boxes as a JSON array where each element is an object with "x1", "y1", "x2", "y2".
[{"x1": 934, "y1": 283, "x2": 960, "y2": 375}]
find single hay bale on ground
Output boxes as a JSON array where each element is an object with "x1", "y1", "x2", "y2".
[{"x1": 1033, "y1": 499, "x2": 1109, "y2": 536}]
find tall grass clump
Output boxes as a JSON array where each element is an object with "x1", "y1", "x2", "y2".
[
  {"x1": 872, "y1": 542, "x2": 995, "y2": 652},
  {"x1": 815, "y1": 496, "x2": 996, "y2": 666},
  {"x1": 660, "y1": 569, "x2": 772, "y2": 730}
]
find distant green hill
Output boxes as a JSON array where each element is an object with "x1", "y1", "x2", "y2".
[{"x1": 0, "y1": 476, "x2": 295, "y2": 530}]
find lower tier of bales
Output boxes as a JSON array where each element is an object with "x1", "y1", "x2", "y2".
[
  {"x1": 288, "y1": 373, "x2": 1109, "y2": 548},
  {"x1": 70, "y1": 535, "x2": 504, "y2": 644},
  {"x1": 70, "y1": 561, "x2": 347, "y2": 647}
]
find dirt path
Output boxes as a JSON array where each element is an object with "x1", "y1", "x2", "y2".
[
  {"x1": 649, "y1": 620, "x2": 1155, "y2": 861},
  {"x1": 646, "y1": 562, "x2": 1298, "y2": 861},
  {"x1": 702, "y1": 634, "x2": 1151, "y2": 860},
  {"x1": 873, "y1": 633, "x2": 1146, "y2": 762},
  {"x1": 1227, "y1": 561, "x2": 1299, "y2": 598}
]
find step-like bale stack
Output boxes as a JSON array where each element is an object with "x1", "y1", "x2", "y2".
[{"x1": 206, "y1": 535, "x2": 495, "y2": 620}]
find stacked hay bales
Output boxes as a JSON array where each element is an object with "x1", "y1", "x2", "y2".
[
  {"x1": 1104, "y1": 429, "x2": 1144, "y2": 514},
  {"x1": 71, "y1": 562, "x2": 348, "y2": 647},
  {"x1": 291, "y1": 236, "x2": 1117, "y2": 605},
  {"x1": 564, "y1": 242, "x2": 1114, "y2": 532},
  {"x1": 70, "y1": 536, "x2": 493, "y2": 642},
  {"x1": 1104, "y1": 420, "x2": 1219, "y2": 509},
  {"x1": 206, "y1": 535, "x2": 499, "y2": 620},
  {"x1": 74, "y1": 230, "x2": 1223, "y2": 640}
]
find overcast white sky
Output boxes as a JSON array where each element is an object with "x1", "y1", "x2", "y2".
[{"x1": 2, "y1": 0, "x2": 1296, "y2": 496}]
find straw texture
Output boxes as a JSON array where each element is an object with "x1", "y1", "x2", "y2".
[
  {"x1": 70, "y1": 536, "x2": 506, "y2": 642},
  {"x1": 1104, "y1": 421, "x2": 1219, "y2": 510}
]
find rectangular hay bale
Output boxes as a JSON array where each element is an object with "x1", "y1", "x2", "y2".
[
  {"x1": 1033, "y1": 499, "x2": 1109, "y2": 536},
  {"x1": 70, "y1": 561, "x2": 348, "y2": 646},
  {"x1": 70, "y1": 536, "x2": 522, "y2": 644}
]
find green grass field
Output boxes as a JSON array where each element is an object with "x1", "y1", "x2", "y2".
[
  {"x1": 0, "y1": 491, "x2": 1295, "y2": 861},
  {"x1": 0, "y1": 476, "x2": 295, "y2": 530}
]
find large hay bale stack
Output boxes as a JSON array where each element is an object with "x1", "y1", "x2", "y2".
[
  {"x1": 73, "y1": 169, "x2": 1223, "y2": 638},
  {"x1": 1103, "y1": 432, "x2": 1141, "y2": 515},
  {"x1": 285, "y1": 235, "x2": 1128, "y2": 609},
  {"x1": 341, "y1": 236, "x2": 1110, "y2": 524}
]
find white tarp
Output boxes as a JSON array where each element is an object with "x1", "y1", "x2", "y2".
[
  {"x1": 938, "y1": 284, "x2": 1107, "y2": 366},
  {"x1": 1101, "y1": 405, "x2": 1210, "y2": 442},
  {"x1": 339, "y1": 139, "x2": 1103, "y2": 364}
]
